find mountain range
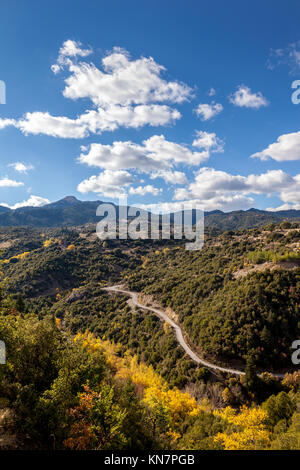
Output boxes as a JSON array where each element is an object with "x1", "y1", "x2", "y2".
[{"x1": 0, "y1": 196, "x2": 299, "y2": 230}]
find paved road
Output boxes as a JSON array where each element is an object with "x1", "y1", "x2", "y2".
[{"x1": 102, "y1": 285, "x2": 285, "y2": 378}]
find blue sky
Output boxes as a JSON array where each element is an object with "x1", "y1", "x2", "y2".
[{"x1": 1, "y1": 0, "x2": 300, "y2": 212}]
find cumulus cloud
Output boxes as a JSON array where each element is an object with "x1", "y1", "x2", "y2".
[
  {"x1": 144, "y1": 135, "x2": 212, "y2": 165},
  {"x1": 251, "y1": 130, "x2": 300, "y2": 161},
  {"x1": 78, "y1": 134, "x2": 216, "y2": 172},
  {"x1": 1, "y1": 195, "x2": 50, "y2": 210},
  {"x1": 138, "y1": 194, "x2": 254, "y2": 213},
  {"x1": 59, "y1": 39, "x2": 92, "y2": 58},
  {"x1": 61, "y1": 46, "x2": 193, "y2": 106},
  {"x1": 208, "y1": 87, "x2": 216, "y2": 96},
  {"x1": 279, "y1": 173, "x2": 300, "y2": 205},
  {"x1": 8, "y1": 162, "x2": 34, "y2": 173},
  {"x1": 129, "y1": 185, "x2": 162, "y2": 196},
  {"x1": 266, "y1": 203, "x2": 300, "y2": 211},
  {"x1": 0, "y1": 177, "x2": 24, "y2": 188},
  {"x1": 12, "y1": 104, "x2": 180, "y2": 139},
  {"x1": 77, "y1": 169, "x2": 133, "y2": 198},
  {"x1": 172, "y1": 167, "x2": 300, "y2": 211},
  {"x1": 195, "y1": 102, "x2": 223, "y2": 121},
  {"x1": 78, "y1": 104, "x2": 180, "y2": 132},
  {"x1": 51, "y1": 40, "x2": 93, "y2": 74},
  {"x1": 150, "y1": 170, "x2": 188, "y2": 184},
  {"x1": 47, "y1": 44, "x2": 191, "y2": 136},
  {"x1": 0, "y1": 118, "x2": 16, "y2": 129},
  {"x1": 78, "y1": 140, "x2": 164, "y2": 171},
  {"x1": 17, "y1": 112, "x2": 89, "y2": 138},
  {"x1": 0, "y1": 42, "x2": 192, "y2": 138},
  {"x1": 192, "y1": 131, "x2": 224, "y2": 153},
  {"x1": 76, "y1": 132, "x2": 224, "y2": 200},
  {"x1": 229, "y1": 85, "x2": 268, "y2": 109}
]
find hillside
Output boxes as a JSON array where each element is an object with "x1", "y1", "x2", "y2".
[
  {"x1": 1, "y1": 221, "x2": 299, "y2": 373},
  {"x1": 0, "y1": 221, "x2": 300, "y2": 449},
  {"x1": 0, "y1": 282, "x2": 300, "y2": 450},
  {"x1": 126, "y1": 222, "x2": 300, "y2": 370}
]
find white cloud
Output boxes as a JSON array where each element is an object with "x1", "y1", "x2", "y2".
[
  {"x1": 12, "y1": 104, "x2": 180, "y2": 139},
  {"x1": 279, "y1": 173, "x2": 300, "y2": 205},
  {"x1": 0, "y1": 118, "x2": 16, "y2": 129},
  {"x1": 77, "y1": 169, "x2": 133, "y2": 198},
  {"x1": 51, "y1": 40, "x2": 93, "y2": 74},
  {"x1": 17, "y1": 112, "x2": 89, "y2": 138},
  {"x1": 78, "y1": 134, "x2": 213, "y2": 172},
  {"x1": 251, "y1": 130, "x2": 300, "y2": 161},
  {"x1": 59, "y1": 39, "x2": 92, "y2": 59},
  {"x1": 208, "y1": 87, "x2": 216, "y2": 96},
  {"x1": 79, "y1": 104, "x2": 180, "y2": 132},
  {"x1": 78, "y1": 140, "x2": 164, "y2": 171},
  {"x1": 174, "y1": 168, "x2": 246, "y2": 201},
  {"x1": 62, "y1": 46, "x2": 193, "y2": 107},
  {"x1": 138, "y1": 195, "x2": 254, "y2": 213},
  {"x1": 195, "y1": 102, "x2": 223, "y2": 121},
  {"x1": 1, "y1": 42, "x2": 191, "y2": 138},
  {"x1": 48, "y1": 44, "x2": 192, "y2": 136},
  {"x1": 246, "y1": 170, "x2": 293, "y2": 194},
  {"x1": 173, "y1": 167, "x2": 300, "y2": 211},
  {"x1": 266, "y1": 203, "x2": 300, "y2": 211},
  {"x1": 229, "y1": 85, "x2": 268, "y2": 109},
  {"x1": 8, "y1": 162, "x2": 34, "y2": 173},
  {"x1": 144, "y1": 135, "x2": 212, "y2": 165},
  {"x1": 1, "y1": 195, "x2": 50, "y2": 210},
  {"x1": 192, "y1": 131, "x2": 224, "y2": 153},
  {"x1": 150, "y1": 170, "x2": 187, "y2": 184},
  {"x1": 0, "y1": 177, "x2": 24, "y2": 188},
  {"x1": 129, "y1": 185, "x2": 162, "y2": 196}
]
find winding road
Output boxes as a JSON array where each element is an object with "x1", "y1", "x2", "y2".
[{"x1": 103, "y1": 285, "x2": 285, "y2": 379}]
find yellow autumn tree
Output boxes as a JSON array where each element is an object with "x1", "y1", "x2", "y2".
[
  {"x1": 17, "y1": 251, "x2": 30, "y2": 260},
  {"x1": 43, "y1": 238, "x2": 54, "y2": 248},
  {"x1": 74, "y1": 331, "x2": 208, "y2": 437},
  {"x1": 213, "y1": 406, "x2": 271, "y2": 450},
  {"x1": 1, "y1": 251, "x2": 30, "y2": 264},
  {"x1": 74, "y1": 331, "x2": 103, "y2": 354}
]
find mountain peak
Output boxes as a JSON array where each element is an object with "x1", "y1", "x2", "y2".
[
  {"x1": 45, "y1": 196, "x2": 81, "y2": 209},
  {"x1": 246, "y1": 208, "x2": 263, "y2": 213},
  {"x1": 61, "y1": 196, "x2": 80, "y2": 204}
]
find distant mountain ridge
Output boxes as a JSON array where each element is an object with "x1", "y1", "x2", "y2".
[{"x1": 0, "y1": 196, "x2": 299, "y2": 230}]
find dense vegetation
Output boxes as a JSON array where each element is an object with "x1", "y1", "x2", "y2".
[
  {"x1": 0, "y1": 221, "x2": 300, "y2": 449},
  {"x1": 0, "y1": 293, "x2": 300, "y2": 450},
  {"x1": 126, "y1": 223, "x2": 300, "y2": 369}
]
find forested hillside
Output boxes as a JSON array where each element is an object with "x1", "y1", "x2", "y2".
[
  {"x1": 0, "y1": 293, "x2": 300, "y2": 450},
  {"x1": 0, "y1": 221, "x2": 300, "y2": 449},
  {"x1": 127, "y1": 222, "x2": 300, "y2": 370}
]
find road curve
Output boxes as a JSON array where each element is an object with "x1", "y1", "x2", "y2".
[{"x1": 102, "y1": 285, "x2": 285, "y2": 379}]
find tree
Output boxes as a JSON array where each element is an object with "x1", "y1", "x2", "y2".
[
  {"x1": 243, "y1": 356, "x2": 259, "y2": 392},
  {"x1": 64, "y1": 384, "x2": 127, "y2": 450},
  {"x1": 213, "y1": 406, "x2": 270, "y2": 450},
  {"x1": 15, "y1": 293, "x2": 25, "y2": 313},
  {"x1": 270, "y1": 413, "x2": 300, "y2": 450},
  {"x1": 262, "y1": 392, "x2": 296, "y2": 429}
]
